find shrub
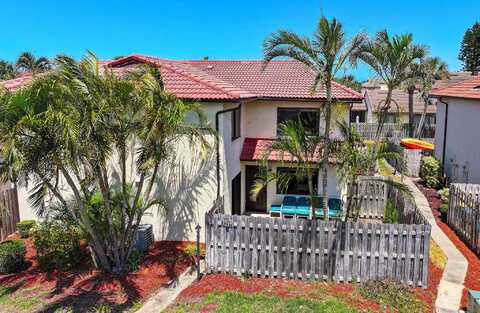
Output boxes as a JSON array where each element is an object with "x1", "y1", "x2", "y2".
[
  {"x1": 16, "y1": 220, "x2": 37, "y2": 238},
  {"x1": 384, "y1": 199, "x2": 398, "y2": 224},
  {"x1": 438, "y1": 187, "x2": 449, "y2": 204},
  {"x1": 183, "y1": 243, "x2": 206, "y2": 260},
  {"x1": 359, "y1": 280, "x2": 426, "y2": 313},
  {"x1": 0, "y1": 240, "x2": 26, "y2": 274},
  {"x1": 420, "y1": 156, "x2": 442, "y2": 188},
  {"x1": 126, "y1": 250, "x2": 143, "y2": 273},
  {"x1": 31, "y1": 220, "x2": 83, "y2": 271}
]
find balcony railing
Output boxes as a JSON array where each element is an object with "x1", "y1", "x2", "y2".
[{"x1": 352, "y1": 123, "x2": 435, "y2": 141}]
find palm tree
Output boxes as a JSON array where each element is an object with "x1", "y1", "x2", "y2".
[
  {"x1": 15, "y1": 52, "x2": 51, "y2": 74},
  {"x1": 352, "y1": 31, "x2": 426, "y2": 136},
  {"x1": 0, "y1": 61, "x2": 17, "y2": 80},
  {"x1": 336, "y1": 121, "x2": 411, "y2": 220},
  {"x1": 413, "y1": 57, "x2": 449, "y2": 138},
  {"x1": 251, "y1": 119, "x2": 324, "y2": 218},
  {"x1": 0, "y1": 52, "x2": 210, "y2": 273},
  {"x1": 263, "y1": 16, "x2": 365, "y2": 220}
]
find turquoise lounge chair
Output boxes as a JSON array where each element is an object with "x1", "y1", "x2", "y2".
[
  {"x1": 270, "y1": 204, "x2": 282, "y2": 217},
  {"x1": 281, "y1": 196, "x2": 297, "y2": 217},
  {"x1": 296, "y1": 196, "x2": 311, "y2": 217}
]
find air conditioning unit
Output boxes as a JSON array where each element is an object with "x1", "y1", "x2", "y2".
[{"x1": 133, "y1": 224, "x2": 154, "y2": 252}]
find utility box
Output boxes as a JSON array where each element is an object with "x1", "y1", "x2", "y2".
[
  {"x1": 468, "y1": 290, "x2": 480, "y2": 313},
  {"x1": 133, "y1": 224, "x2": 154, "y2": 252}
]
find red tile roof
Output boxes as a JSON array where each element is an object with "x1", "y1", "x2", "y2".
[
  {"x1": 240, "y1": 137, "x2": 337, "y2": 164},
  {"x1": 1, "y1": 54, "x2": 363, "y2": 102},
  {"x1": 0, "y1": 73, "x2": 35, "y2": 92},
  {"x1": 430, "y1": 75, "x2": 480, "y2": 100}
]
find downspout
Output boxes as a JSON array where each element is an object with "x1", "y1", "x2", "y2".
[
  {"x1": 215, "y1": 102, "x2": 242, "y2": 201},
  {"x1": 439, "y1": 97, "x2": 449, "y2": 173}
]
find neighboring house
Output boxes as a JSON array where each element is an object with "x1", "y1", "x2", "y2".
[
  {"x1": 0, "y1": 54, "x2": 362, "y2": 241},
  {"x1": 430, "y1": 75, "x2": 480, "y2": 183}
]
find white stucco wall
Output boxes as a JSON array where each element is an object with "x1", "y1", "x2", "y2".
[{"x1": 434, "y1": 98, "x2": 480, "y2": 183}]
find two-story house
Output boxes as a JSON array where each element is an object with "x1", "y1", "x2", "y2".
[{"x1": 1, "y1": 54, "x2": 363, "y2": 242}]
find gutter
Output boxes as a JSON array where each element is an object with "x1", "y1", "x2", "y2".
[
  {"x1": 215, "y1": 102, "x2": 242, "y2": 201},
  {"x1": 438, "y1": 97, "x2": 449, "y2": 173}
]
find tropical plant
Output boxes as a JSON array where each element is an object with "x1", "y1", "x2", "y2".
[
  {"x1": 352, "y1": 31, "x2": 426, "y2": 135},
  {"x1": 15, "y1": 52, "x2": 51, "y2": 74},
  {"x1": 0, "y1": 60, "x2": 17, "y2": 80},
  {"x1": 420, "y1": 156, "x2": 442, "y2": 188},
  {"x1": 459, "y1": 22, "x2": 480, "y2": 75},
  {"x1": 250, "y1": 119, "x2": 324, "y2": 218},
  {"x1": 0, "y1": 52, "x2": 211, "y2": 273},
  {"x1": 263, "y1": 16, "x2": 365, "y2": 219},
  {"x1": 336, "y1": 121, "x2": 411, "y2": 220}
]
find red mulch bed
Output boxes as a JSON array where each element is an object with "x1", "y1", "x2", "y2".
[
  {"x1": 0, "y1": 236, "x2": 197, "y2": 311},
  {"x1": 415, "y1": 180, "x2": 480, "y2": 310}
]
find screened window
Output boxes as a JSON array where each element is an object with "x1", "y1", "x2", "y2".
[
  {"x1": 231, "y1": 108, "x2": 241, "y2": 140},
  {"x1": 276, "y1": 167, "x2": 318, "y2": 195},
  {"x1": 350, "y1": 110, "x2": 366, "y2": 123},
  {"x1": 277, "y1": 108, "x2": 320, "y2": 136}
]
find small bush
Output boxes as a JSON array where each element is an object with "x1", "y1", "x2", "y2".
[
  {"x1": 420, "y1": 157, "x2": 442, "y2": 189},
  {"x1": 0, "y1": 240, "x2": 26, "y2": 274},
  {"x1": 183, "y1": 243, "x2": 205, "y2": 260},
  {"x1": 438, "y1": 187, "x2": 449, "y2": 203},
  {"x1": 360, "y1": 280, "x2": 426, "y2": 313},
  {"x1": 16, "y1": 220, "x2": 37, "y2": 238},
  {"x1": 384, "y1": 199, "x2": 398, "y2": 224},
  {"x1": 31, "y1": 220, "x2": 83, "y2": 271}
]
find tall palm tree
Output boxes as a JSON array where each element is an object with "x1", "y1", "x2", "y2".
[
  {"x1": 251, "y1": 119, "x2": 324, "y2": 219},
  {"x1": 413, "y1": 57, "x2": 449, "y2": 137},
  {"x1": 352, "y1": 31, "x2": 426, "y2": 136},
  {"x1": 0, "y1": 61, "x2": 17, "y2": 80},
  {"x1": 263, "y1": 16, "x2": 365, "y2": 220},
  {"x1": 15, "y1": 52, "x2": 51, "y2": 74},
  {"x1": 336, "y1": 121, "x2": 411, "y2": 220}
]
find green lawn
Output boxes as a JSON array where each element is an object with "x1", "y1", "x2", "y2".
[{"x1": 168, "y1": 291, "x2": 362, "y2": 313}]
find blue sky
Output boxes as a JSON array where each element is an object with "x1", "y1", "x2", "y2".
[{"x1": 1, "y1": 0, "x2": 478, "y2": 80}]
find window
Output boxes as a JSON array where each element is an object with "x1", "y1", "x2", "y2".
[
  {"x1": 276, "y1": 167, "x2": 318, "y2": 195},
  {"x1": 384, "y1": 113, "x2": 397, "y2": 124},
  {"x1": 231, "y1": 173, "x2": 241, "y2": 215},
  {"x1": 350, "y1": 110, "x2": 366, "y2": 123},
  {"x1": 413, "y1": 114, "x2": 436, "y2": 126},
  {"x1": 277, "y1": 108, "x2": 320, "y2": 136},
  {"x1": 231, "y1": 108, "x2": 241, "y2": 140}
]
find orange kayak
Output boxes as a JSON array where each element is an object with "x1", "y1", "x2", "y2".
[{"x1": 400, "y1": 138, "x2": 434, "y2": 151}]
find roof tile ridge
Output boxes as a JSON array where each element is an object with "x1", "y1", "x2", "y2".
[
  {"x1": 331, "y1": 80, "x2": 363, "y2": 99},
  {"x1": 431, "y1": 75, "x2": 480, "y2": 94}
]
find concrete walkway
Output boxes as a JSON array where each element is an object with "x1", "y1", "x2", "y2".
[
  {"x1": 404, "y1": 177, "x2": 468, "y2": 313},
  {"x1": 136, "y1": 261, "x2": 204, "y2": 313}
]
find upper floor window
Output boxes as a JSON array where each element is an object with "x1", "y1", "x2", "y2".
[
  {"x1": 276, "y1": 167, "x2": 318, "y2": 195},
  {"x1": 277, "y1": 108, "x2": 320, "y2": 136},
  {"x1": 231, "y1": 107, "x2": 241, "y2": 141},
  {"x1": 350, "y1": 110, "x2": 366, "y2": 123}
]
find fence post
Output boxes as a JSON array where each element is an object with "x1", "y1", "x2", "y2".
[{"x1": 196, "y1": 223, "x2": 201, "y2": 280}]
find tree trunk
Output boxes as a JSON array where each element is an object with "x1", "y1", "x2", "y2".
[
  {"x1": 414, "y1": 97, "x2": 428, "y2": 138},
  {"x1": 307, "y1": 173, "x2": 314, "y2": 219},
  {"x1": 321, "y1": 80, "x2": 332, "y2": 221},
  {"x1": 408, "y1": 86, "x2": 415, "y2": 137}
]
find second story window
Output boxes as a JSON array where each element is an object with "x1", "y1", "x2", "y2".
[
  {"x1": 277, "y1": 108, "x2": 320, "y2": 136},
  {"x1": 231, "y1": 108, "x2": 241, "y2": 141}
]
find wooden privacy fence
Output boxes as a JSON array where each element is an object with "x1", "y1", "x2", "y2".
[
  {"x1": 206, "y1": 214, "x2": 430, "y2": 288},
  {"x1": 0, "y1": 184, "x2": 20, "y2": 241},
  {"x1": 448, "y1": 183, "x2": 480, "y2": 254},
  {"x1": 349, "y1": 177, "x2": 388, "y2": 219}
]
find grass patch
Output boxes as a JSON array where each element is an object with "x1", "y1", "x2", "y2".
[
  {"x1": 0, "y1": 284, "x2": 49, "y2": 312},
  {"x1": 359, "y1": 280, "x2": 427, "y2": 313},
  {"x1": 168, "y1": 291, "x2": 360, "y2": 313},
  {"x1": 429, "y1": 240, "x2": 447, "y2": 269}
]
